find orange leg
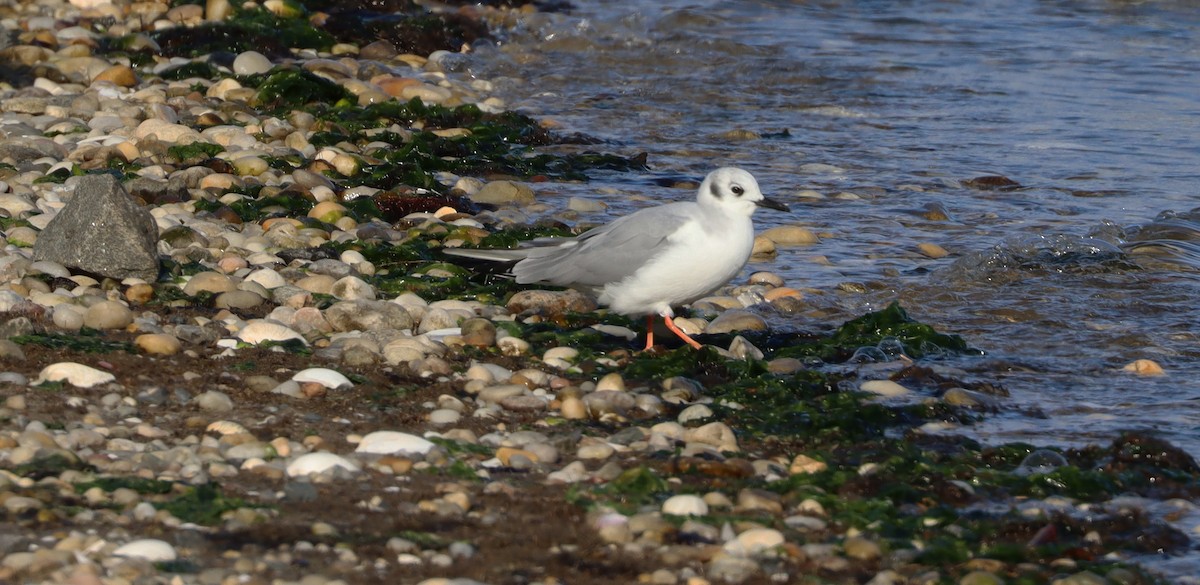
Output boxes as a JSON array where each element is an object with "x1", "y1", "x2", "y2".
[
  {"x1": 663, "y1": 314, "x2": 703, "y2": 350},
  {"x1": 643, "y1": 315, "x2": 656, "y2": 351}
]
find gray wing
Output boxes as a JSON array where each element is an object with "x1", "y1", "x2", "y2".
[{"x1": 513, "y1": 202, "x2": 696, "y2": 287}]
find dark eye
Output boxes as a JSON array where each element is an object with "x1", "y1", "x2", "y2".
[{"x1": 731, "y1": 185, "x2": 745, "y2": 196}]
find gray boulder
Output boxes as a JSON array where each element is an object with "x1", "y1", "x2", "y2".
[{"x1": 32, "y1": 174, "x2": 160, "y2": 281}]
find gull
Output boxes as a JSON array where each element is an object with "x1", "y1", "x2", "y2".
[{"x1": 445, "y1": 167, "x2": 789, "y2": 350}]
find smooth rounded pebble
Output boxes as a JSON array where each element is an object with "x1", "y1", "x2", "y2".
[
  {"x1": 1122, "y1": 358, "x2": 1164, "y2": 376},
  {"x1": 724, "y1": 528, "x2": 785, "y2": 556},
  {"x1": 286, "y1": 452, "x2": 361, "y2": 477},
  {"x1": 112, "y1": 539, "x2": 177, "y2": 562},
  {"x1": 859, "y1": 379, "x2": 911, "y2": 397},
  {"x1": 292, "y1": 367, "x2": 352, "y2": 389},
  {"x1": 83, "y1": 300, "x2": 133, "y2": 330},
  {"x1": 662, "y1": 494, "x2": 709, "y2": 517},
  {"x1": 183, "y1": 271, "x2": 236, "y2": 295},
  {"x1": 355, "y1": 431, "x2": 435, "y2": 456},
  {"x1": 135, "y1": 333, "x2": 181, "y2": 355},
  {"x1": 32, "y1": 362, "x2": 114, "y2": 387},
  {"x1": 237, "y1": 320, "x2": 307, "y2": 345}
]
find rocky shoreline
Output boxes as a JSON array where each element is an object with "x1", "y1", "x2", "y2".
[{"x1": 0, "y1": 1, "x2": 1196, "y2": 584}]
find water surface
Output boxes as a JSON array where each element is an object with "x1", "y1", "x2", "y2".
[{"x1": 471, "y1": 1, "x2": 1200, "y2": 577}]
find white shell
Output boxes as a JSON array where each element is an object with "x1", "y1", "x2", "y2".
[
  {"x1": 292, "y1": 367, "x2": 352, "y2": 389},
  {"x1": 354, "y1": 431, "x2": 435, "y2": 456},
  {"x1": 112, "y1": 538, "x2": 178, "y2": 562},
  {"x1": 662, "y1": 494, "x2": 709, "y2": 517},
  {"x1": 285, "y1": 452, "x2": 360, "y2": 477},
  {"x1": 237, "y1": 320, "x2": 307, "y2": 345},
  {"x1": 205, "y1": 420, "x2": 249, "y2": 435},
  {"x1": 32, "y1": 362, "x2": 115, "y2": 388}
]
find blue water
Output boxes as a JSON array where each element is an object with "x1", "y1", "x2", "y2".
[{"x1": 472, "y1": 1, "x2": 1200, "y2": 578}]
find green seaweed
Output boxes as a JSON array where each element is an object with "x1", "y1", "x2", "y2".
[
  {"x1": 158, "y1": 61, "x2": 220, "y2": 81},
  {"x1": 13, "y1": 330, "x2": 135, "y2": 354},
  {"x1": 8, "y1": 454, "x2": 93, "y2": 479},
  {"x1": 147, "y1": 5, "x2": 333, "y2": 58},
  {"x1": 156, "y1": 483, "x2": 251, "y2": 526},
  {"x1": 75, "y1": 476, "x2": 175, "y2": 495},
  {"x1": 252, "y1": 68, "x2": 354, "y2": 110},
  {"x1": 167, "y1": 142, "x2": 224, "y2": 163},
  {"x1": 774, "y1": 301, "x2": 978, "y2": 362}
]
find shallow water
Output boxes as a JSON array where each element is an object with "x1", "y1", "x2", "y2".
[{"x1": 470, "y1": 0, "x2": 1200, "y2": 576}]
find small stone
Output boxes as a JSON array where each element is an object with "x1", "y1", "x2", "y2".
[
  {"x1": 471, "y1": 180, "x2": 535, "y2": 206},
  {"x1": 843, "y1": 536, "x2": 882, "y2": 561},
  {"x1": 195, "y1": 390, "x2": 234, "y2": 412},
  {"x1": 214, "y1": 290, "x2": 265, "y2": 310},
  {"x1": 560, "y1": 396, "x2": 587, "y2": 419},
  {"x1": 1122, "y1": 358, "x2": 1164, "y2": 376},
  {"x1": 112, "y1": 539, "x2": 177, "y2": 562},
  {"x1": 567, "y1": 197, "x2": 607, "y2": 213},
  {"x1": 918, "y1": 242, "x2": 949, "y2": 258},
  {"x1": 662, "y1": 494, "x2": 708, "y2": 517},
  {"x1": 790, "y1": 454, "x2": 827, "y2": 475},
  {"x1": 761, "y1": 225, "x2": 820, "y2": 245},
  {"x1": 684, "y1": 422, "x2": 739, "y2": 452},
  {"x1": 958, "y1": 570, "x2": 1005, "y2": 585},
  {"x1": 736, "y1": 488, "x2": 783, "y2": 515},
  {"x1": 677, "y1": 404, "x2": 713, "y2": 423},
  {"x1": 860, "y1": 379, "x2": 910, "y2": 397},
  {"x1": 33, "y1": 362, "x2": 114, "y2": 388},
  {"x1": 725, "y1": 528, "x2": 785, "y2": 556},
  {"x1": 428, "y1": 409, "x2": 461, "y2": 425},
  {"x1": 496, "y1": 446, "x2": 539, "y2": 466},
  {"x1": 93, "y1": 64, "x2": 138, "y2": 87},
  {"x1": 135, "y1": 333, "x2": 181, "y2": 355},
  {"x1": 507, "y1": 289, "x2": 597, "y2": 317},
  {"x1": 704, "y1": 309, "x2": 768, "y2": 334},
  {"x1": 184, "y1": 271, "x2": 235, "y2": 295},
  {"x1": 942, "y1": 387, "x2": 1000, "y2": 408},
  {"x1": 286, "y1": 452, "x2": 360, "y2": 477},
  {"x1": 460, "y1": 318, "x2": 496, "y2": 347},
  {"x1": 83, "y1": 300, "x2": 133, "y2": 330},
  {"x1": 238, "y1": 320, "x2": 307, "y2": 345},
  {"x1": 355, "y1": 431, "x2": 435, "y2": 456},
  {"x1": 233, "y1": 50, "x2": 272, "y2": 75}
]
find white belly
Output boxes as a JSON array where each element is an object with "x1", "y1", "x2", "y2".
[{"x1": 600, "y1": 218, "x2": 753, "y2": 316}]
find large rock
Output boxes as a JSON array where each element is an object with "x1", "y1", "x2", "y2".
[{"x1": 32, "y1": 174, "x2": 160, "y2": 281}]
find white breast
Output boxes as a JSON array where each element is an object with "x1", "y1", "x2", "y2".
[{"x1": 600, "y1": 214, "x2": 754, "y2": 316}]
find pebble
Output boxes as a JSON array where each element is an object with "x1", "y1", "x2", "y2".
[
  {"x1": 704, "y1": 309, "x2": 768, "y2": 334},
  {"x1": 233, "y1": 50, "x2": 273, "y2": 75},
  {"x1": 760, "y1": 225, "x2": 820, "y2": 245},
  {"x1": 112, "y1": 539, "x2": 177, "y2": 562},
  {"x1": 471, "y1": 180, "x2": 536, "y2": 206},
  {"x1": 195, "y1": 390, "x2": 234, "y2": 412},
  {"x1": 724, "y1": 528, "x2": 785, "y2": 556},
  {"x1": 134, "y1": 333, "x2": 182, "y2": 355},
  {"x1": 355, "y1": 431, "x2": 436, "y2": 456},
  {"x1": 32, "y1": 362, "x2": 114, "y2": 387},
  {"x1": 662, "y1": 494, "x2": 709, "y2": 517},
  {"x1": 293, "y1": 367, "x2": 352, "y2": 389},
  {"x1": 860, "y1": 379, "x2": 911, "y2": 397},
  {"x1": 1122, "y1": 358, "x2": 1164, "y2": 376},
  {"x1": 918, "y1": 242, "x2": 950, "y2": 258},
  {"x1": 237, "y1": 320, "x2": 307, "y2": 345},
  {"x1": 82, "y1": 300, "x2": 133, "y2": 329},
  {"x1": 286, "y1": 452, "x2": 361, "y2": 477}
]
